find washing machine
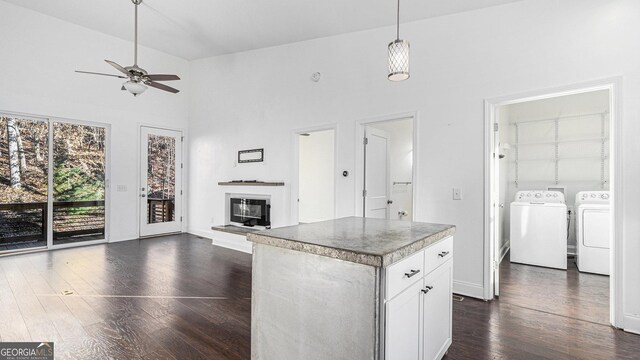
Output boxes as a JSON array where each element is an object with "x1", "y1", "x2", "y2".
[
  {"x1": 510, "y1": 190, "x2": 567, "y2": 270},
  {"x1": 575, "y1": 191, "x2": 610, "y2": 275}
]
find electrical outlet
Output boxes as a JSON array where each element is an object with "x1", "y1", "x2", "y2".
[{"x1": 453, "y1": 188, "x2": 461, "y2": 200}]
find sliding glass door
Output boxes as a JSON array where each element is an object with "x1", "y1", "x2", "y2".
[
  {"x1": 0, "y1": 116, "x2": 49, "y2": 251},
  {"x1": 52, "y1": 122, "x2": 106, "y2": 246},
  {"x1": 0, "y1": 113, "x2": 108, "y2": 253}
]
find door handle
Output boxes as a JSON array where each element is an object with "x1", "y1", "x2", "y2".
[{"x1": 140, "y1": 194, "x2": 146, "y2": 198}]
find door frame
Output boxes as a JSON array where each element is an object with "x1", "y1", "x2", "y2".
[
  {"x1": 354, "y1": 112, "x2": 419, "y2": 219},
  {"x1": 483, "y1": 77, "x2": 623, "y2": 328},
  {"x1": 137, "y1": 124, "x2": 185, "y2": 238},
  {"x1": 290, "y1": 123, "x2": 338, "y2": 224}
]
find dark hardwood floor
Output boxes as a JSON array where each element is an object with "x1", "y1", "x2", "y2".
[
  {"x1": 0, "y1": 234, "x2": 252, "y2": 359},
  {"x1": 499, "y1": 252, "x2": 610, "y2": 326},
  {"x1": 446, "y1": 252, "x2": 639, "y2": 360},
  {"x1": 0, "y1": 235, "x2": 638, "y2": 359}
]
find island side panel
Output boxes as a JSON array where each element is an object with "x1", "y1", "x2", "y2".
[{"x1": 252, "y1": 243, "x2": 379, "y2": 360}]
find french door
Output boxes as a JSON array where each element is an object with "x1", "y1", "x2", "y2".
[{"x1": 139, "y1": 126, "x2": 182, "y2": 237}]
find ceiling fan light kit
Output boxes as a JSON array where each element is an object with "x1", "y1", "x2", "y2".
[
  {"x1": 75, "y1": 0, "x2": 180, "y2": 96},
  {"x1": 123, "y1": 80, "x2": 148, "y2": 95},
  {"x1": 388, "y1": 0, "x2": 410, "y2": 81}
]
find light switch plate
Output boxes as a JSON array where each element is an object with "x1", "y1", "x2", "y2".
[{"x1": 453, "y1": 188, "x2": 461, "y2": 200}]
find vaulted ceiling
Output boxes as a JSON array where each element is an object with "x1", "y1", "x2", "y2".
[{"x1": 4, "y1": 0, "x2": 524, "y2": 60}]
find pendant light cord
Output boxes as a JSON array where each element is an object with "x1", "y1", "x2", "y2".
[{"x1": 396, "y1": 0, "x2": 400, "y2": 40}]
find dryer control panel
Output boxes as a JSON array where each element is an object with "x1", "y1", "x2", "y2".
[
  {"x1": 575, "y1": 191, "x2": 610, "y2": 205},
  {"x1": 514, "y1": 190, "x2": 565, "y2": 204}
]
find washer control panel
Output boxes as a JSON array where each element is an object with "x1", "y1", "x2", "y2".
[
  {"x1": 575, "y1": 191, "x2": 610, "y2": 205},
  {"x1": 514, "y1": 190, "x2": 565, "y2": 204}
]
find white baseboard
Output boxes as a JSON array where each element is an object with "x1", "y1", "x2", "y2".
[
  {"x1": 453, "y1": 280, "x2": 484, "y2": 299},
  {"x1": 624, "y1": 314, "x2": 640, "y2": 335},
  {"x1": 187, "y1": 228, "x2": 212, "y2": 239},
  {"x1": 499, "y1": 241, "x2": 510, "y2": 264},
  {"x1": 188, "y1": 228, "x2": 252, "y2": 254},
  {"x1": 108, "y1": 237, "x2": 138, "y2": 243}
]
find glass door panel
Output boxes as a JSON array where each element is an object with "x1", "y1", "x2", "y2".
[
  {"x1": 147, "y1": 134, "x2": 176, "y2": 224},
  {"x1": 52, "y1": 122, "x2": 106, "y2": 245},
  {"x1": 139, "y1": 127, "x2": 182, "y2": 237},
  {"x1": 0, "y1": 116, "x2": 49, "y2": 252}
]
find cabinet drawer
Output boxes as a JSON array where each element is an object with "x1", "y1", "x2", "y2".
[
  {"x1": 386, "y1": 250, "x2": 425, "y2": 300},
  {"x1": 424, "y1": 236, "x2": 453, "y2": 275}
]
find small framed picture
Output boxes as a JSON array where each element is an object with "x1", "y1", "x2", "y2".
[{"x1": 238, "y1": 148, "x2": 264, "y2": 163}]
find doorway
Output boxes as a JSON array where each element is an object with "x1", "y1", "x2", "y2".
[
  {"x1": 485, "y1": 83, "x2": 621, "y2": 327},
  {"x1": 139, "y1": 126, "x2": 183, "y2": 237},
  {"x1": 297, "y1": 128, "x2": 335, "y2": 224},
  {"x1": 360, "y1": 117, "x2": 415, "y2": 221}
]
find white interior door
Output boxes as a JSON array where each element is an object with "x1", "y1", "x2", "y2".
[
  {"x1": 298, "y1": 129, "x2": 336, "y2": 223},
  {"x1": 139, "y1": 126, "x2": 183, "y2": 237},
  {"x1": 364, "y1": 127, "x2": 390, "y2": 219}
]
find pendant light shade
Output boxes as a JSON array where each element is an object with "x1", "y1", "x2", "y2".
[
  {"x1": 388, "y1": 39, "x2": 410, "y2": 81},
  {"x1": 388, "y1": 0, "x2": 409, "y2": 81}
]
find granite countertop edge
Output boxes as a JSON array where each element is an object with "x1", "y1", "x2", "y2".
[{"x1": 247, "y1": 225, "x2": 456, "y2": 267}]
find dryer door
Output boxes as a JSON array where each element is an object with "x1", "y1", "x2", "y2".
[{"x1": 582, "y1": 209, "x2": 610, "y2": 249}]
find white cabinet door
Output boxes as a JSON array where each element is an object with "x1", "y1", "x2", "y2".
[
  {"x1": 386, "y1": 280, "x2": 422, "y2": 360},
  {"x1": 422, "y1": 260, "x2": 453, "y2": 360}
]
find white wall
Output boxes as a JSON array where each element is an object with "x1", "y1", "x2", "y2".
[
  {"x1": 299, "y1": 130, "x2": 335, "y2": 223},
  {"x1": 368, "y1": 119, "x2": 414, "y2": 220},
  {"x1": 187, "y1": 0, "x2": 640, "y2": 331},
  {"x1": 500, "y1": 90, "x2": 610, "y2": 251},
  {"x1": 0, "y1": 1, "x2": 190, "y2": 242}
]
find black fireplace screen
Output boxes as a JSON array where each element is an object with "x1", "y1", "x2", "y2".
[{"x1": 229, "y1": 198, "x2": 270, "y2": 227}]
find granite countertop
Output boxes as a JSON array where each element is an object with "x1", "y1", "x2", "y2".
[{"x1": 247, "y1": 217, "x2": 455, "y2": 267}]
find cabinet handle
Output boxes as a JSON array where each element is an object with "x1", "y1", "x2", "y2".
[
  {"x1": 421, "y1": 285, "x2": 433, "y2": 294},
  {"x1": 438, "y1": 251, "x2": 450, "y2": 258},
  {"x1": 404, "y1": 269, "x2": 420, "y2": 278}
]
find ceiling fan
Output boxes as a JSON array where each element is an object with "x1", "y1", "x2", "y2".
[{"x1": 76, "y1": 0, "x2": 180, "y2": 96}]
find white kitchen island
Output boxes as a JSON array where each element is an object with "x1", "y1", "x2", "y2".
[{"x1": 247, "y1": 216, "x2": 455, "y2": 360}]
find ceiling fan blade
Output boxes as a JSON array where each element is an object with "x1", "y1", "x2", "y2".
[
  {"x1": 145, "y1": 74, "x2": 180, "y2": 81},
  {"x1": 75, "y1": 70, "x2": 127, "y2": 79},
  {"x1": 146, "y1": 81, "x2": 180, "y2": 94},
  {"x1": 105, "y1": 60, "x2": 130, "y2": 76}
]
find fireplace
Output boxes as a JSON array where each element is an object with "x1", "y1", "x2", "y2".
[{"x1": 228, "y1": 195, "x2": 271, "y2": 228}]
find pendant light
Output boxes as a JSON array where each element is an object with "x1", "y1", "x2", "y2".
[{"x1": 388, "y1": 0, "x2": 410, "y2": 81}]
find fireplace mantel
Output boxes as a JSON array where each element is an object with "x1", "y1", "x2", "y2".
[{"x1": 218, "y1": 181, "x2": 285, "y2": 186}]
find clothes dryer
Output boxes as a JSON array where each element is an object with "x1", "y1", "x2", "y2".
[{"x1": 575, "y1": 191, "x2": 610, "y2": 275}]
